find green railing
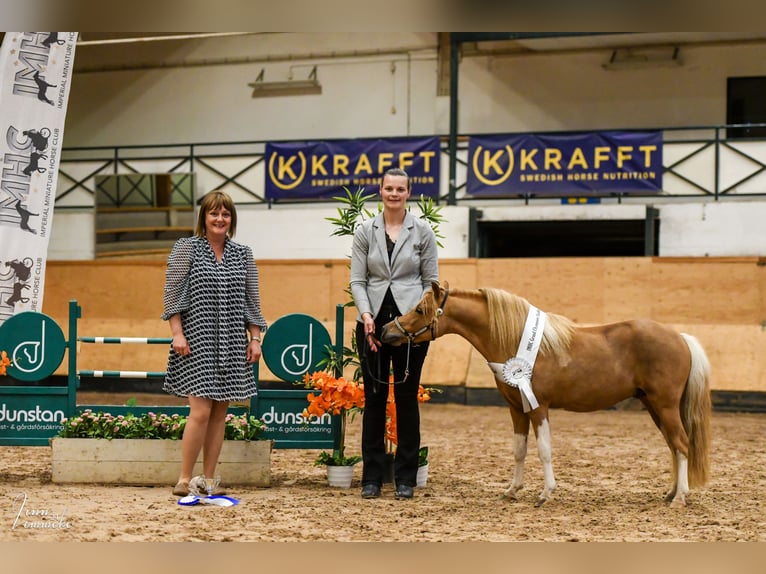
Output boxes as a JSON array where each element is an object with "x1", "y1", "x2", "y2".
[{"x1": 57, "y1": 124, "x2": 766, "y2": 211}]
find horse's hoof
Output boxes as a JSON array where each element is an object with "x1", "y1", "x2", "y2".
[
  {"x1": 534, "y1": 497, "x2": 547, "y2": 507},
  {"x1": 502, "y1": 486, "x2": 523, "y2": 501},
  {"x1": 664, "y1": 490, "x2": 677, "y2": 503},
  {"x1": 669, "y1": 496, "x2": 687, "y2": 508}
]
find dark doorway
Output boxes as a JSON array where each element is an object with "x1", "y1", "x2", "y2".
[
  {"x1": 477, "y1": 219, "x2": 657, "y2": 258},
  {"x1": 727, "y1": 76, "x2": 766, "y2": 139}
]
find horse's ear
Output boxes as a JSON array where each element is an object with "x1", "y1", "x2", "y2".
[
  {"x1": 431, "y1": 280, "x2": 441, "y2": 295},
  {"x1": 442, "y1": 279, "x2": 450, "y2": 290}
]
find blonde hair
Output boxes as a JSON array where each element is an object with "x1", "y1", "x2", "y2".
[{"x1": 195, "y1": 190, "x2": 237, "y2": 238}]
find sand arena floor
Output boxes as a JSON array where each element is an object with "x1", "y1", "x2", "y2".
[{"x1": 1, "y1": 393, "x2": 764, "y2": 542}]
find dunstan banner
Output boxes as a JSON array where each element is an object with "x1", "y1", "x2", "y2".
[
  {"x1": 0, "y1": 32, "x2": 77, "y2": 327},
  {"x1": 467, "y1": 131, "x2": 663, "y2": 196},
  {"x1": 265, "y1": 136, "x2": 440, "y2": 200}
]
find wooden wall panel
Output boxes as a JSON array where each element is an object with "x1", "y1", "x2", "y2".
[
  {"x1": 259, "y1": 260, "x2": 340, "y2": 323},
  {"x1": 39, "y1": 257, "x2": 766, "y2": 392},
  {"x1": 477, "y1": 257, "x2": 608, "y2": 323},
  {"x1": 675, "y1": 323, "x2": 766, "y2": 392},
  {"x1": 45, "y1": 261, "x2": 166, "y2": 322},
  {"x1": 603, "y1": 258, "x2": 654, "y2": 322},
  {"x1": 421, "y1": 334, "x2": 473, "y2": 386},
  {"x1": 650, "y1": 258, "x2": 760, "y2": 324},
  {"x1": 438, "y1": 259, "x2": 479, "y2": 291}
]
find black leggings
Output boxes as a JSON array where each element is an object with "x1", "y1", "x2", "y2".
[{"x1": 356, "y1": 319, "x2": 429, "y2": 487}]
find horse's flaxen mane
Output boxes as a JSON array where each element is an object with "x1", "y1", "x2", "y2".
[{"x1": 479, "y1": 287, "x2": 575, "y2": 359}]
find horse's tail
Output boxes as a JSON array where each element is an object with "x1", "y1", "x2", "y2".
[{"x1": 680, "y1": 333, "x2": 712, "y2": 487}]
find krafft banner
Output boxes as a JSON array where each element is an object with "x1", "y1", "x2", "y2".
[
  {"x1": 467, "y1": 131, "x2": 663, "y2": 196},
  {"x1": 0, "y1": 32, "x2": 77, "y2": 327},
  {"x1": 265, "y1": 136, "x2": 440, "y2": 200}
]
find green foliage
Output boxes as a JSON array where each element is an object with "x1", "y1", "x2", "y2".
[
  {"x1": 325, "y1": 186, "x2": 377, "y2": 237},
  {"x1": 58, "y1": 409, "x2": 266, "y2": 441},
  {"x1": 315, "y1": 338, "x2": 362, "y2": 384},
  {"x1": 418, "y1": 446, "x2": 429, "y2": 466},
  {"x1": 415, "y1": 194, "x2": 446, "y2": 248},
  {"x1": 327, "y1": 185, "x2": 447, "y2": 308},
  {"x1": 222, "y1": 413, "x2": 268, "y2": 441},
  {"x1": 314, "y1": 451, "x2": 362, "y2": 467},
  {"x1": 327, "y1": 185, "x2": 445, "y2": 245}
]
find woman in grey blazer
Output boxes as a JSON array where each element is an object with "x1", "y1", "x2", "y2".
[{"x1": 350, "y1": 167, "x2": 439, "y2": 500}]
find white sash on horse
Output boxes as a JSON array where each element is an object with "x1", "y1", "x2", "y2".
[{"x1": 488, "y1": 305, "x2": 547, "y2": 413}]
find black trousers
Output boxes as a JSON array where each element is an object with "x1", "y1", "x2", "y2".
[{"x1": 356, "y1": 319, "x2": 430, "y2": 488}]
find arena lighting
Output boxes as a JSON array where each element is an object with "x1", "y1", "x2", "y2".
[
  {"x1": 602, "y1": 46, "x2": 682, "y2": 70},
  {"x1": 248, "y1": 66, "x2": 322, "y2": 97}
]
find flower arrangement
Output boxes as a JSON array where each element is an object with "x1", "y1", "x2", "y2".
[
  {"x1": 0, "y1": 351, "x2": 10, "y2": 376},
  {"x1": 57, "y1": 409, "x2": 266, "y2": 441},
  {"x1": 301, "y1": 370, "x2": 364, "y2": 466}
]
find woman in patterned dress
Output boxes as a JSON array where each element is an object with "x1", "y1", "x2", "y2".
[{"x1": 162, "y1": 190, "x2": 267, "y2": 496}]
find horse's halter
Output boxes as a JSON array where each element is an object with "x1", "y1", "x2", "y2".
[
  {"x1": 392, "y1": 289, "x2": 450, "y2": 344},
  {"x1": 363, "y1": 289, "x2": 450, "y2": 388}
]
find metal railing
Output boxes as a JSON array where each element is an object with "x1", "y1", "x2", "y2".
[{"x1": 56, "y1": 124, "x2": 766, "y2": 210}]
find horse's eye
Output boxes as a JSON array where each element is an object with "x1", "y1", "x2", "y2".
[{"x1": 415, "y1": 306, "x2": 423, "y2": 315}]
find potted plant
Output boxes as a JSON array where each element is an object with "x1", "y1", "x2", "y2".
[
  {"x1": 300, "y1": 370, "x2": 364, "y2": 488},
  {"x1": 51, "y1": 409, "x2": 272, "y2": 486}
]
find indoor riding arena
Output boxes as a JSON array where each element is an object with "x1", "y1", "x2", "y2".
[
  {"x1": 1, "y1": 256, "x2": 764, "y2": 542},
  {"x1": 1, "y1": 31, "x2": 766, "y2": 555}
]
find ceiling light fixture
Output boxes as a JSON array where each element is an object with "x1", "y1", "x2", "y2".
[
  {"x1": 248, "y1": 66, "x2": 322, "y2": 97},
  {"x1": 602, "y1": 46, "x2": 682, "y2": 71}
]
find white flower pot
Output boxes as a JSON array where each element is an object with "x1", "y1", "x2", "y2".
[
  {"x1": 326, "y1": 464, "x2": 355, "y2": 488},
  {"x1": 416, "y1": 463, "x2": 429, "y2": 488}
]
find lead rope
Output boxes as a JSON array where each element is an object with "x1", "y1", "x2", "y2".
[
  {"x1": 360, "y1": 336, "x2": 413, "y2": 392},
  {"x1": 362, "y1": 289, "x2": 448, "y2": 391}
]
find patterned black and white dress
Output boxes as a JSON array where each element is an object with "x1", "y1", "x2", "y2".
[{"x1": 161, "y1": 236, "x2": 268, "y2": 401}]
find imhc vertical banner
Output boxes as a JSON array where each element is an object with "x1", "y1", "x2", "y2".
[{"x1": 0, "y1": 32, "x2": 77, "y2": 327}]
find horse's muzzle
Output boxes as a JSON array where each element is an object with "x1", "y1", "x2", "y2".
[{"x1": 380, "y1": 321, "x2": 406, "y2": 346}]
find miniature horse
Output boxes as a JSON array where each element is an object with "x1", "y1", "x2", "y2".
[{"x1": 380, "y1": 281, "x2": 711, "y2": 507}]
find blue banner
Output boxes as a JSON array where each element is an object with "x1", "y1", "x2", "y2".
[
  {"x1": 265, "y1": 136, "x2": 440, "y2": 200},
  {"x1": 467, "y1": 131, "x2": 663, "y2": 196}
]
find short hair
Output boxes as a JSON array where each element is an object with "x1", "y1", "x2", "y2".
[
  {"x1": 195, "y1": 190, "x2": 237, "y2": 238},
  {"x1": 380, "y1": 167, "x2": 411, "y2": 190}
]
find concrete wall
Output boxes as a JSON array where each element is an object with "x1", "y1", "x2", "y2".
[
  {"x1": 47, "y1": 199, "x2": 766, "y2": 261},
  {"x1": 66, "y1": 35, "x2": 766, "y2": 145}
]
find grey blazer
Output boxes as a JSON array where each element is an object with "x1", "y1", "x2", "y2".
[{"x1": 350, "y1": 211, "x2": 439, "y2": 322}]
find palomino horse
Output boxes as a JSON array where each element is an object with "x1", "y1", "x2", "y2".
[{"x1": 380, "y1": 281, "x2": 712, "y2": 507}]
